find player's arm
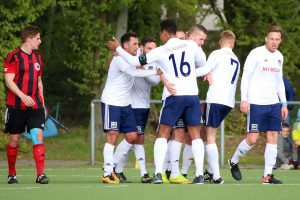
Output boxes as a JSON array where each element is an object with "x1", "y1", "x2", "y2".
[
  {"x1": 277, "y1": 72, "x2": 288, "y2": 120},
  {"x1": 38, "y1": 76, "x2": 44, "y2": 105},
  {"x1": 240, "y1": 50, "x2": 256, "y2": 114},
  {"x1": 194, "y1": 43, "x2": 210, "y2": 77},
  {"x1": 108, "y1": 38, "x2": 157, "y2": 67},
  {"x1": 123, "y1": 67, "x2": 159, "y2": 77},
  {"x1": 160, "y1": 72, "x2": 176, "y2": 95},
  {"x1": 5, "y1": 73, "x2": 35, "y2": 107},
  {"x1": 145, "y1": 75, "x2": 161, "y2": 86}
]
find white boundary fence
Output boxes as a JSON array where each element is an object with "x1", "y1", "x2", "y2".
[{"x1": 90, "y1": 100, "x2": 300, "y2": 166}]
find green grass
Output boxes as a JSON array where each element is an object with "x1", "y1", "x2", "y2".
[{"x1": 0, "y1": 166, "x2": 299, "y2": 200}]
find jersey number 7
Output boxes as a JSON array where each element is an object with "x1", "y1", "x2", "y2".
[{"x1": 230, "y1": 58, "x2": 239, "y2": 84}]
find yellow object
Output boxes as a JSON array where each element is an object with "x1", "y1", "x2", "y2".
[
  {"x1": 135, "y1": 160, "x2": 139, "y2": 169},
  {"x1": 292, "y1": 122, "x2": 300, "y2": 145},
  {"x1": 169, "y1": 174, "x2": 192, "y2": 184},
  {"x1": 162, "y1": 172, "x2": 170, "y2": 184},
  {"x1": 102, "y1": 175, "x2": 120, "y2": 184}
]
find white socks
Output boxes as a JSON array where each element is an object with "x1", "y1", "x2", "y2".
[
  {"x1": 192, "y1": 139, "x2": 204, "y2": 177},
  {"x1": 154, "y1": 138, "x2": 168, "y2": 174},
  {"x1": 264, "y1": 143, "x2": 277, "y2": 177},
  {"x1": 162, "y1": 140, "x2": 172, "y2": 172},
  {"x1": 231, "y1": 139, "x2": 253, "y2": 164},
  {"x1": 113, "y1": 139, "x2": 133, "y2": 170},
  {"x1": 114, "y1": 148, "x2": 131, "y2": 173},
  {"x1": 134, "y1": 144, "x2": 147, "y2": 176},
  {"x1": 170, "y1": 140, "x2": 183, "y2": 178},
  {"x1": 181, "y1": 144, "x2": 193, "y2": 175},
  {"x1": 206, "y1": 143, "x2": 220, "y2": 180},
  {"x1": 103, "y1": 143, "x2": 115, "y2": 177}
]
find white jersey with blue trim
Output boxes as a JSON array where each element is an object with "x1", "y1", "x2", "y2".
[
  {"x1": 101, "y1": 56, "x2": 157, "y2": 106},
  {"x1": 116, "y1": 38, "x2": 207, "y2": 99},
  {"x1": 205, "y1": 47, "x2": 240, "y2": 108},
  {"x1": 241, "y1": 45, "x2": 286, "y2": 105},
  {"x1": 131, "y1": 63, "x2": 160, "y2": 109}
]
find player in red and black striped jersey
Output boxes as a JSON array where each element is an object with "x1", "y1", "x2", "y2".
[{"x1": 4, "y1": 25, "x2": 49, "y2": 184}]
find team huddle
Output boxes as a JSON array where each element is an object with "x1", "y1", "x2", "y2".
[{"x1": 102, "y1": 19, "x2": 288, "y2": 185}]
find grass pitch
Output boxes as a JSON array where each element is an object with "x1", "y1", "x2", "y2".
[{"x1": 0, "y1": 165, "x2": 299, "y2": 200}]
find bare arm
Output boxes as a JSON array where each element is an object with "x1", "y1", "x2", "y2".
[
  {"x1": 5, "y1": 73, "x2": 35, "y2": 107},
  {"x1": 38, "y1": 76, "x2": 44, "y2": 105}
]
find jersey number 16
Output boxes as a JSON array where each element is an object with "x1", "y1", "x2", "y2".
[{"x1": 169, "y1": 51, "x2": 191, "y2": 77}]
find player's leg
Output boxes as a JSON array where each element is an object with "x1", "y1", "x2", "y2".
[
  {"x1": 152, "y1": 124, "x2": 172, "y2": 183},
  {"x1": 184, "y1": 96, "x2": 205, "y2": 184},
  {"x1": 161, "y1": 138, "x2": 172, "y2": 183},
  {"x1": 181, "y1": 134, "x2": 193, "y2": 178},
  {"x1": 101, "y1": 103, "x2": 122, "y2": 183},
  {"x1": 7, "y1": 134, "x2": 20, "y2": 184},
  {"x1": 5, "y1": 108, "x2": 25, "y2": 184},
  {"x1": 114, "y1": 141, "x2": 132, "y2": 183},
  {"x1": 229, "y1": 104, "x2": 268, "y2": 181},
  {"x1": 169, "y1": 127, "x2": 190, "y2": 184},
  {"x1": 152, "y1": 96, "x2": 185, "y2": 184},
  {"x1": 132, "y1": 108, "x2": 151, "y2": 183},
  {"x1": 262, "y1": 103, "x2": 282, "y2": 184},
  {"x1": 27, "y1": 107, "x2": 49, "y2": 184},
  {"x1": 134, "y1": 134, "x2": 151, "y2": 183}
]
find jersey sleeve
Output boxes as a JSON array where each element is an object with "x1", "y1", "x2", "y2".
[
  {"x1": 240, "y1": 50, "x2": 256, "y2": 101},
  {"x1": 123, "y1": 67, "x2": 157, "y2": 77},
  {"x1": 38, "y1": 54, "x2": 43, "y2": 76},
  {"x1": 194, "y1": 44, "x2": 206, "y2": 69},
  {"x1": 145, "y1": 75, "x2": 161, "y2": 86},
  {"x1": 4, "y1": 53, "x2": 17, "y2": 74}
]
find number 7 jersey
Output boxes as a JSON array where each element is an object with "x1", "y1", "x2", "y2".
[{"x1": 205, "y1": 47, "x2": 240, "y2": 108}]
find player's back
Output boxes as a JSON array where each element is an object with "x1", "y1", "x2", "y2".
[
  {"x1": 148, "y1": 38, "x2": 204, "y2": 98},
  {"x1": 101, "y1": 56, "x2": 134, "y2": 106},
  {"x1": 206, "y1": 47, "x2": 240, "y2": 107}
]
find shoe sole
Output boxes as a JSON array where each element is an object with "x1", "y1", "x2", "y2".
[
  {"x1": 151, "y1": 180, "x2": 163, "y2": 184},
  {"x1": 37, "y1": 178, "x2": 49, "y2": 184}
]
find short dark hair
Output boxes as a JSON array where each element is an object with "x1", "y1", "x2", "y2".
[
  {"x1": 160, "y1": 19, "x2": 177, "y2": 35},
  {"x1": 141, "y1": 36, "x2": 157, "y2": 46},
  {"x1": 196, "y1": 24, "x2": 208, "y2": 35},
  {"x1": 120, "y1": 32, "x2": 138, "y2": 47},
  {"x1": 282, "y1": 123, "x2": 290, "y2": 128},
  {"x1": 267, "y1": 25, "x2": 283, "y2": 36},
  {"x1": 20, "y1": 25, "x2": 40, "y2": 43}
]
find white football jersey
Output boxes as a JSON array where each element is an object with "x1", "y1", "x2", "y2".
[
  {"x1": 101, "y1": 56, "x2": 157, "y2": 106},
  {"x1": 241, "y1": 45, "x2": 286, "y2": 105},
  {"x1": 131, "y1": 63, "x2": 160, "y2": 109},
  {"x1": 206, "y1": 47, "x2": 240, "y2": 108},
  {"x1": 116, "y1": 38, "x2": 207, "y2": 99}
]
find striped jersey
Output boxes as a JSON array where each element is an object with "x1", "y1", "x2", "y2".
[{"x1": 4, "y1": 48, "x2": 44, "y2": 109}]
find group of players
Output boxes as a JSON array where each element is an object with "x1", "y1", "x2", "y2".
[
  {"x1": 1, "y1": 19, "x2": 286, "y2": 185},
  {"x1": 102, "y1": 19, "x2": 288, "y2": 185}
]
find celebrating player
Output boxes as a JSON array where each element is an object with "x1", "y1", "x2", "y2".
[
  {"x1": 228, "y1": 25, "x2": 288, "y2": 184},
  {"x1": 101, "y1": 32, "x2": 160, "y2": 184},
  {"x1": 108, "y1": 19, "x2": 210, "y2": 184}
]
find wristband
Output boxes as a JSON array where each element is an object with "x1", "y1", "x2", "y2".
[{"x1": 281, "y1": 102, "x2": 288, "y2": 107}]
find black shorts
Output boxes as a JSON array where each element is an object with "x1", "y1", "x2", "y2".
[{"x1": 4, "y1": 107, "x2": 46, "y2": 134}]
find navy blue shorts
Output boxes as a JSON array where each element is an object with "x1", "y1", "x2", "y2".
[
  {"x1": 204, "y1": 103, "x2": 232, "y2": 128},
  {"x1": 101, "y1": 102, "x2": 137, "y2": 134},
  {"x1": 133, "y1": 108, "x2": 150, "y2": 135},
  {"x1": 247, "y1": 103, "x2": 281, "y2": 133},
  {"x1": 160, "y1": 95, "x2": 202, "y2": 127}
]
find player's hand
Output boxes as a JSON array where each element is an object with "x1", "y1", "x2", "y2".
[
  {"x1": 21, "y1": 94, "x2": 35, "y2": 107},
  {"x1": 240, "y1": 101, "x2": 249, "y2": 114},
  {"x1": 166, "y1": 82, "x2": 177, "y2": 95},
  {"x1": 156, "y1": 68, "x2": 162, "y2": 75},
  {"x1": 203, "y1": 73, "x2": 212, "y2": 84},
  {"x1": 281, "y1": 106, "x2": 288, "y2": 120},
  {"x1": 107, "y1": 37, "x2": 120, "y2": 51}
]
